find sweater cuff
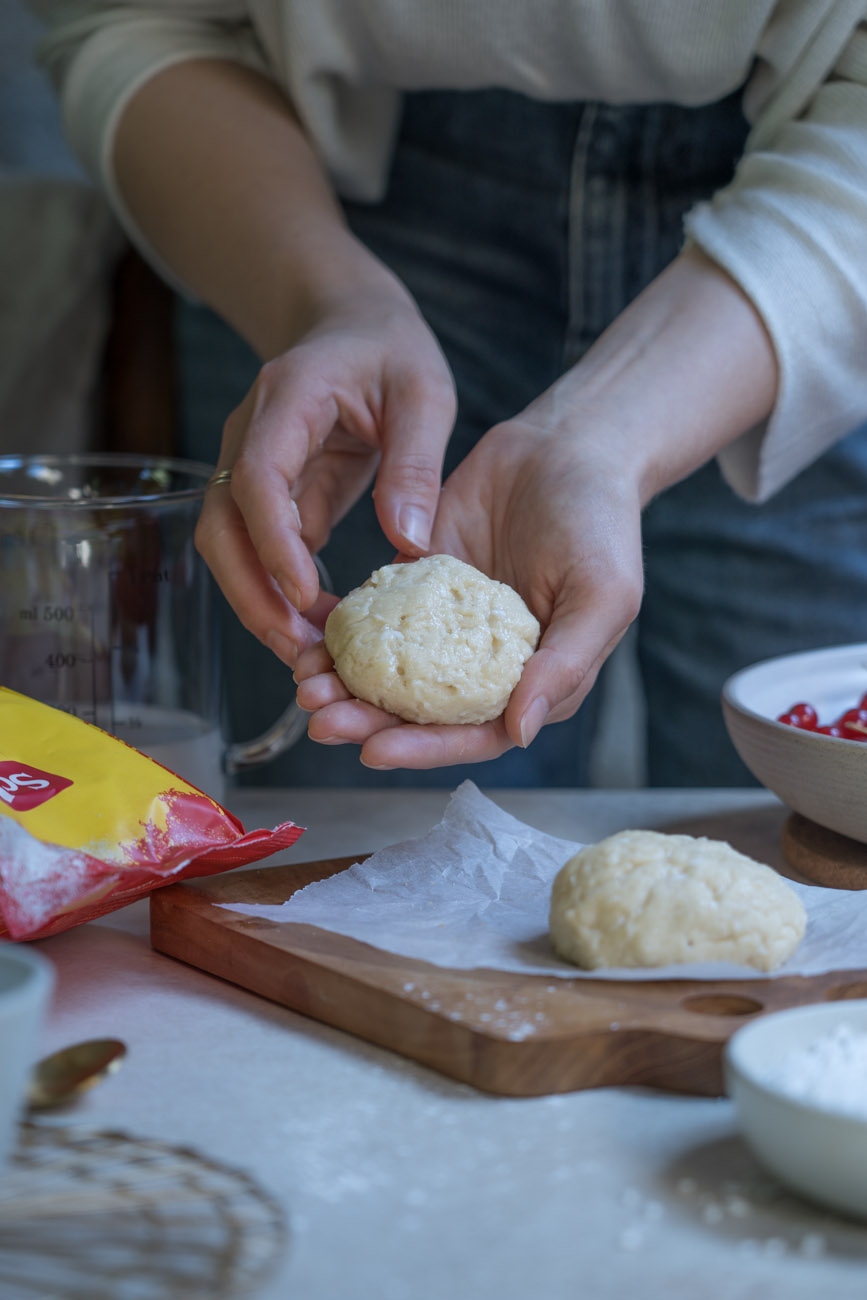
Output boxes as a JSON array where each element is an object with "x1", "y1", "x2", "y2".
[{"x1": 685, "y1": 101, "x2": 867, "y2": 501}]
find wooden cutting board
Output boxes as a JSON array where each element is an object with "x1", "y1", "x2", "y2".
[{"x1": 149, "y1": 856, "x2": 867, "y2": 1099}]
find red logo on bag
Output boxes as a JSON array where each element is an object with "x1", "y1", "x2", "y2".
[{"x1": 0, "y1": 762, "x2": 73, "y2": 811}]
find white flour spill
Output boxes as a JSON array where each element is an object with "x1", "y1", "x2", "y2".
[
  {"x1": 0, "y1": 818, "x2": 115, "y2": 934},
  {"x1": 615, "y1": 1175, "x2": 832, "y2": 1257}
]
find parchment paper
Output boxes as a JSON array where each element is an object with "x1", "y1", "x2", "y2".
[{"x1": 219, "y1": 781, "x2": 867, "y2": 981}]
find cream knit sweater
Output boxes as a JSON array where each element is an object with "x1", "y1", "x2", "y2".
[{"x1": 31, "y1": 0, "x2": 867, "y2": 501}]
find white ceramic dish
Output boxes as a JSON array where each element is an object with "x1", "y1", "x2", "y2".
[
  {"x1": 721, "y1": 642, "x2": 867, "y2": 844},
  {"x1": 725, "y1": 1000, "x2": 867, "y2": 1220},
  {"x1": 0, "y1": 944, "x2": 54, "y2": 1175}
]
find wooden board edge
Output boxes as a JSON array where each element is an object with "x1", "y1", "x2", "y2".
[
  {"x1": 149, "y1": 864, "x2": 867, "y2": 1099},
  {"x1": 150, "y1": 886, "x2": 724, "y2": 1096}
]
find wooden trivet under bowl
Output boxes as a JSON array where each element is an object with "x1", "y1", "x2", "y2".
[{"x1": 781, "y1": 812, "x2": 867, "y2": 890}]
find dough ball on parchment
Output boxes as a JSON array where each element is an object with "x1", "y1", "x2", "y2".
[
  {"x1": 324, "y1": 554, "x2": 540, "y2": 725},
  {"x1": 549, "y1": 829, "x2": 806, "y2": 972}
]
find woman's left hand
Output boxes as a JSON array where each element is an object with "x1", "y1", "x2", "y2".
[{"x1": 293, "y1": 407, "x2": 646, "y2": 768}]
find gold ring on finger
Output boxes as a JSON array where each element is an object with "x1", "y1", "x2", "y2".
[{"x1": 206, "y1": 468, "x2": 234, "y2": 490}]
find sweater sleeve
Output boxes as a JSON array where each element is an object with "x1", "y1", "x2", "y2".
[
  {"x1": 28, "y1": 2, "x2": 270, "y2": 294},
  {"x1": 685, "y1": 18, "x2": 867, "y2": 502}
]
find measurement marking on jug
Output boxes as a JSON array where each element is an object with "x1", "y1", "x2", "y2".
[
  {"x1": 44, "y1": 652, "x2": 78, "y2": 671},
  {"x1": 109, "y1": 566, "x2": 172, "y2": 584},
  {"x1": 134, "y1": 567, "x2": 171, "y2": 583},
  {"x1": 18, "y1": 604, "x2": 88, "y2": 623},
  {"x1": 92, "y1": 602, "x2": 106, "y2": 734}
]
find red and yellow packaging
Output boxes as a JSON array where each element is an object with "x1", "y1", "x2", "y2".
[{"x1": 0, "y1": 687, "x2": 304, "y2": 940}]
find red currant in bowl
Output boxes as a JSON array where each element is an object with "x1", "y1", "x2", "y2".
[
  {"x1": 776, "y1": 702, "x2": 818, "y2": 730},
  {"x1": 836, "y1": 707, "x2": 867, "y2": 741},
  {"x1": 722, "y1": 643, "x2": 867, "y2": 845},
  {"x1": 777, "y1": 702, "x2": 867, "y2": 741}
]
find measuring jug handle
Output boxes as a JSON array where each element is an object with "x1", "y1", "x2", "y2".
[{"x1": 223, "y1": 555, "x2": 332, "y2": 775}]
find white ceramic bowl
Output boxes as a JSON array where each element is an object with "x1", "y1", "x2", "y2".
[
  {"x1": 722, "y1": 642, "x2": 867, "y2": 844},
  {"x1": 725, "y1": 1000, "x2": 867, "y2": 1220},
  {"x1": 0, "y1": 945, "x2": 54, "y2": 1175}
]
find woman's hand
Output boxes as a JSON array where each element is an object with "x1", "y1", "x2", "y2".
[
  {"x1": 194, "y1": 290, "x2": 456, "y2": 665},
  {"x1": 294, "y1": 409, "x2": 646, "y2": 768},
  {"x1": 293, "y1": 245, "x2": 779, "y2": 769}
]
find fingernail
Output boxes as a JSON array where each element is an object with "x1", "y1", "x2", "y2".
[
  {"x1": 265, "y1": 630, "x2": 298, "y2": 666},
  {"x1": 398, "y1": 506, "x2": 430, "y2": 553},
  {"x1": 277, "y1": 573, "x2": 303, "y2": 609},
  {"x1": 360, "y1": 758, "x2": 394, "y2": 770},
  {"x1": 519, "y1": 697, "x2": 548, "y2": 748}
]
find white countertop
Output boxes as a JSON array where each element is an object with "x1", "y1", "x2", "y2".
[{"x1": 26, "y1": 788, "x2": 867, "y2": 1298}]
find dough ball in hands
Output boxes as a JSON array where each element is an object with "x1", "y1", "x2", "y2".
[
  {"x1": 324, "y1": 554, "x2": 540, "y2": 725},
  {"x1": 549, "y1": 829, "x2": 806, "y2": 972}
]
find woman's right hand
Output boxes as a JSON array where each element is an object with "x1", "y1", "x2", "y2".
[{"x1": 194, "y1": 287, "x2": 457, "y2": 666}]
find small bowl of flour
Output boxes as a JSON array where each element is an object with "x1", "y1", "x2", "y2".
[{"x1": 725, "y1": 1000, "x2": 867, "y2": 1220}]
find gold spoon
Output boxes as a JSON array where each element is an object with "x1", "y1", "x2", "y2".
[{"x1": 27, "y1": 1039, "x2": 127, "y2": 1112}]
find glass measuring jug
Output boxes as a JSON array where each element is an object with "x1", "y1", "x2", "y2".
[{"x1": 0, "y1": 453, "x2": 318, "y2": 800}]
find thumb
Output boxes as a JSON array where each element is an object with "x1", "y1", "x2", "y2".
[
  {"x1": 504, "y1": 597, "x2": 639, "y2": 750},
  {"x1": 372, "y1": 371, "x2": 456, "y2": 555}
]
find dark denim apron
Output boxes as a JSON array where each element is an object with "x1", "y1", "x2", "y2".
[{"x1": 178, "y1": 89, "x2": 867, "y2": 787}]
